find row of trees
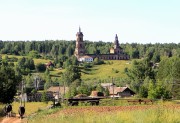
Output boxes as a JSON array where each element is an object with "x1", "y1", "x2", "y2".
[
  {"x1": 0, "y1": 40, "x2": 179, "y2": 60},
  {"x1": 125, "y1": 56, "x2": 180, "y2": 99}
]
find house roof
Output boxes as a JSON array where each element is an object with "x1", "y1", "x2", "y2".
[
  {"x1": 47, "y1": 86, "x2": 69, "y2": 94},
  {"x1": 109, "y1": 87, "x2": 135, "y2": 95}
]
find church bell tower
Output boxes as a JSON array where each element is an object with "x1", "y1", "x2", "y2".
[{"x1": 74, "y1": 27, "x2": 85, "y2": 58}]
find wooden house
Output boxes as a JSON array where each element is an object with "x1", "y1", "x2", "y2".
[{"x1": 109, "y1": 86, "x2": 135, "y2": 98}]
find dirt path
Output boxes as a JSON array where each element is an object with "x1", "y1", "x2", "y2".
[
  {"x1": 0, "y1": 117, "x2": 22, "y2": 123},
  {"x1": 0, "y1": 114, "x2": 25, "y2": 123}
]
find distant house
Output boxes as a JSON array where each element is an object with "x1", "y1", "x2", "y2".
[
  {"x1": 109, "y1": 86, "x2": 135, "y2": 97},
  {"x1": 78, "y1": 55, "x2": 93, "y2": 62},
  {"x1": 45, "y1": 61, "x2": 54, "y2": 68},
  {"x1": 47, "y1": 86, "x2": 69, "y2": 98}
]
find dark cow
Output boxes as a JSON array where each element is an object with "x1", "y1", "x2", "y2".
[
  {"x1": 3, "y1": 104, "x2": 12, "y2": 117},
  {"x1": 18, "y1": 106, "x2": 25, "y2": 119}
]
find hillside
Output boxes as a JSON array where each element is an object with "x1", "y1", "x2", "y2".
[
  {"x1": 1, "y1": 54, "x2": 50, "y2": 65},
  {"x1": 0, "y1": 54, "x2": 132, "y2": 82},
  {"x1": 81, "y1": 60, "x2": 131, "y2": 81}
]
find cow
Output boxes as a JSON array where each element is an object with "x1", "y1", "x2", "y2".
[
  {"x1": 3, "y1": 104, "x2": 12, "y2": 117},
  {"x1": 18, "y1": 106, "x2": 25, "y2": 119}
]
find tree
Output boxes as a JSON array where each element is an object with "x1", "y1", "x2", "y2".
[
  {"x1": 139, "y1": 86, "x2": 148, "y2": 98},
  {"x1": 62, "y1": 65, "x2": 81, "y2": 86},
  {"x1": 157, "y1": 56, "x2": 180, "y2": 99},
  {"x1": 96, "y1": 84, "x2": 104, "y2": 92},
  {"x1": 77, "y1": 84, "x2": 91, "y2": 95},
  {"x1": 17, "y1": 57, "x2": 35, "y2": 75},
  {"x1": 36, "y1": 63, "x2": 46, "y2": 72},
  {"x1": 104, "y1": 88, "x2": 110, "y2": 96},
  {"x1": 125, "y1": 59, "x2": 156, "y2": 92},
  {"x1": 29, "y1": 50, "x2": 40, "y2": 58},
  {"x1": 41, "y1": 91, "x2": 48, "y2": 104},
  {"x1": 148, "y1": 80, "x2": 156, "y2": 99},
  {"x1": 0, "y1": 63, "x2": 21, "y2": 103}
]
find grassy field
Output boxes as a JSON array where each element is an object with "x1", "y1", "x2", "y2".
[
  {"x1": 1, "y1": 54, "x2": 50, "y2": 65},
  {"x1": 27, "y1": 104, "x2": 180, "y2": 123},
  {"x1": 0, "y1": 102, "x2": 50, "y2": 118},
  {"x1": 81, "y1": 60, "x2": 131, "y2": 81},
  {"x1": 45, "y1": 60, "x2": 132, "y2": 82}
]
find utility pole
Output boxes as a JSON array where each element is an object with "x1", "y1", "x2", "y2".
[
  {"x1": 20, "y1": 80, "x2": 25, "y2": 107},
  {"x1": 58, "y1": 82, "x2": 60, "y2": 102},
  {"x1": 112, "y1": 77, "x2": 115, "y2": 106},
  {"x1": 63, "y1": 80, "x2": 65, "y2": 103}
]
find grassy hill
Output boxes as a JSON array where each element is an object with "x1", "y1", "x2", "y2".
[
  {"x1": 49, "y1": 60, "x2": 132, "y2": 82},
  {"x1": 1, "y1": 54, "x2": 132, "y2": 82},
  {"x1": 81, "y1": 60, "x2": 131, "y2": 81}
]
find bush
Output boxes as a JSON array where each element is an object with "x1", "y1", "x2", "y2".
[
  {"x1": 29, "y1": 50, "x2": 41, "y2": 58},
  {"x1": 36, "y1": 63, "x2": 46, "y2": 72}
]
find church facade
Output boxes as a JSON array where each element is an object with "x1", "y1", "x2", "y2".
[{"x1": 74, "y1": 27, "x2": 130, "y2": 61}]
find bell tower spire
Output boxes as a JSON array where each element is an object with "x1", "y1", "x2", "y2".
[
  {"x1": 79, "y1": 26, "x2": 81, "y2": 32},
  {"x1": 74, "y1": 27, "x2": 85, "y2": 58},
  {"x1": 114, "y1": 34, "x2": 119, "y2": 49}
]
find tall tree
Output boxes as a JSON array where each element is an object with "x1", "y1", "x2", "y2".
[{"x1": 0, "y1": 63, "x2": 21, "y2": 103}]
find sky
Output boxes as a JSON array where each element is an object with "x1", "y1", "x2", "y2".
[{"x1": 0, "y1": 0, "x2": 180, "y2": 43}]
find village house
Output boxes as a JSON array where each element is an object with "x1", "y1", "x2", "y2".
[
  {"x1": 109, "y1": 86, "x2": 135, "y2": 98},
  {"x1": 47, "y1": 86, "x2": 69, "y2": 99},
  {"x1": 101, "y1": 83, "x2": 135, "y2": 98},
  {"x1": 45, "y1": 61, "x2": 54, "y2": 68},
  {"x1": 78, "y1": 55, "x2": 93, "y2": 62}
]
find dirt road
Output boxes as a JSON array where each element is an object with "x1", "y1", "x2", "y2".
[{"x1": 0, "y1": 116, "x2": 23, "y2": 123}]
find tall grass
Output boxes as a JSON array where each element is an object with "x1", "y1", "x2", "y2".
[{"x1": 28, "y1": 105, "x2": 180, "y2": 123}]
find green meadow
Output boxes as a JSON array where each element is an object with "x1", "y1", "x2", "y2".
[{"x1": 81, "y1": 60, "x2": 131, "y2": 81}]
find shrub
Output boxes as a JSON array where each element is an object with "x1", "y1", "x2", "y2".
[{"x1": 36, "y1": 63, "x2": 46, "y2": 72}]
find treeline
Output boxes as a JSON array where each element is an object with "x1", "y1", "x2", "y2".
[
  {"x1": 125, "y1": 56, "x2": 180, "y2": 99},
  {"x1": 0, "y1": 40, "x2": 179, "y2": 61}
]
